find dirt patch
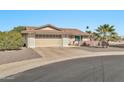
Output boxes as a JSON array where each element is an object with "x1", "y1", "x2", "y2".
[{"x1": 0, "y1": 48, "x2": 41, "y2": 65}]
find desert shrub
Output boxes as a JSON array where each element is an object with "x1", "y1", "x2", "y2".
[
  {"x1": 0, "y1": 31, "x2": 24, "y2": 50},
  {"x1": 10, "y1": 26, "x2": 26, "y2": 33}
]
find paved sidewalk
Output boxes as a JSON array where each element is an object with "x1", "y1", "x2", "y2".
[
  {"x1": 75, "y1": 46, "x2": 124, "y2": 52},
  {"x1": 0, "y1": 47, "x2": 124, "y2": 79}
]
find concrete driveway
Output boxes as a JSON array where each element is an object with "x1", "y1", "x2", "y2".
[
  {"x1": 0, "y1": 47, "x2": 90, "y2": 65},
  {"x1": 1, "y1": 55, "x2": 124, "y2": 82},
  {"x1": 33, "y1": 47, "x2": 91, "y2": 60}
]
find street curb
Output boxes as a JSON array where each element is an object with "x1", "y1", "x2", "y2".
[{"x1": 0, "y1": 51, "x2": 124, "y2": 79}]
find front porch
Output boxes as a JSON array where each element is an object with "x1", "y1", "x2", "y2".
[{"x1": 68, "y1": 35, "x2": 90, "y2": 46}]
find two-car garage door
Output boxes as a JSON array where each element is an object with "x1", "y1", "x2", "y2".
[{"x1": 35, "y1": 34, "x2": 62, "y2": 47}]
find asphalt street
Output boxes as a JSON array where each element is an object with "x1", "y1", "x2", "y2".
[{"x1": 1, "y1": 55, "x2": 124, "y2": 82}]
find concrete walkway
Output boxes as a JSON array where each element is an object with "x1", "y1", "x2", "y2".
[{"x1": 0, "y1": 47, "x2": 124, "y2": 79}]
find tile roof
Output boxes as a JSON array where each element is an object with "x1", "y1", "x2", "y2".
[{"x1": 21, "y1": 24, "x2": 90, "y2": 36}]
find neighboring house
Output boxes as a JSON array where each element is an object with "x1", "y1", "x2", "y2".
[{"x1": 21, "y1": 24, "x2": 90, "y2": 48}]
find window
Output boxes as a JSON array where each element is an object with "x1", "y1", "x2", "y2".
[{"x1": 36, "y1": 34, "x2": 62, "y2": 39}]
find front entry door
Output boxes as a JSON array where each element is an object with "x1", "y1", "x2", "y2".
[{"x1": 75, "y1": 36, "x2": 80, "y2": 41}]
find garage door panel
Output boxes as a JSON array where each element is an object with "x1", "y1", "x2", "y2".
[{"x1": 35, "y1": 39, "x2": 62, "y2": 47}]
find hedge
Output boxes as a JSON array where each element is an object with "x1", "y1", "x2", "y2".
[{"x1": 0, "y1": 31, "x2": 24, "y2": 50}]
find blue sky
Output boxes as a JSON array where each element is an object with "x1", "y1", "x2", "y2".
[{"x1": 0, "y1": 10, "x2": 124, "y2": 35}]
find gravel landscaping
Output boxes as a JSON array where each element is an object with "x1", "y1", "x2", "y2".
[{"x1": 0, "y1": 48, "x2": 41, "y2": 65}]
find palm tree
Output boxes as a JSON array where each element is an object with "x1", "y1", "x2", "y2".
[
  {"x1": 109, "y1": 32, "x2": 118, "y2": 41},
  {"x1": 85, "y1": 26, "x2": 93, "y2": 40},
  {"x1": 95, "y1": 24, "x2": 116, "y2": 47},
  {"x1": 86, "y1": 26, "x2": 89, "y2": 29},
  {"x1": 85, "y1": 26, "x2": 92, "y2": 34},
  {"x1": 92, "y1": 32, "x2": 101, "y2": 40},
  {"x1": 96, "y1": 24, "x2": 116, "y2": 41}
]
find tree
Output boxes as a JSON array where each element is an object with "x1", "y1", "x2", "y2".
[
  {"x1": 85, "y1": 26, "x2": 92, "y2": 34},
  {"x1": 0, "y1": 32, "x2": 6, "y2": 50},
  {"x1": 109, "y1": 32, "x2": 119, "y2": 41},
  {"x1": 0, "y1": 26, "x2": 25, "y2": 50},
  {"x1": 96, "y1": 24, "x2": 116, "y2": 41},
  {"x1": 92, "y1": 32, "x2": 101, "y2": 40},
  {"x1": 85, "y1": 26, "x2": 93, "y2": 39},
  {"x1": 7, "y1": 31, "x2": 24, "y2": 49},
  {"x1": 0, "y1": 31, "x2": 24, "y2": 50},
  {"x1": 86, "y1": 26, "x2": 89, "y2": 29},
  {"x1": 95, "y1": 24, "x2": 118, "y2": 48},
  {"x1": 10, "y1": 26, "x2": 26, "y2": 33}
]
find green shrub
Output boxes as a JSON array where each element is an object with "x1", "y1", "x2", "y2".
[
  {"x1": 0, "y1": 31, "x2": 24, "y2": 50},
  {"x1": 10, "y1": 26, "x2": 26, "y2": 33}
]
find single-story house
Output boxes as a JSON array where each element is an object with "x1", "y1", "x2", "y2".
[{"x1": 21, "y1": 24, "x2": 90, "y2": 48}]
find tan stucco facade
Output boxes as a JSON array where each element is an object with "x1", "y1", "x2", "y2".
[
  {"x1": 27, "y1": 33, "x2": 35, "y2": 48},
  {"x1": 40, "y1": 27, "x2": 57, "y2": 30},
  {"x1": 22, "y1": 24, "x2": 90, "y2": 48}
]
